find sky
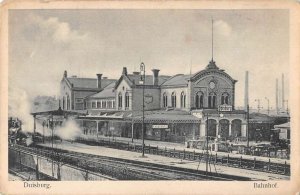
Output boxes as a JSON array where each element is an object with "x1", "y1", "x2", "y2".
[{"x1": 9, "y1": 9, "x2": 289, "y2": 109}]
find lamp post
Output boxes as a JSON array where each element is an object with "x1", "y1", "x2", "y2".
[
  {"x1": 140, "y1": 62, "x2": 146, "y2": 157},
  {"x1": 42, "y1": 120, "x2": 46, "y2": 143},
  {"x1": 205, "y1": 113, "x2": 209, "y2": 176}
]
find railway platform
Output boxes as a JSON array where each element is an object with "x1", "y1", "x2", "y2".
[
  {"x1": 38, "y1": 140, "x2": 290, "y2": 181},
  {"x1": 81, "y1": 135, "x2": 289, "y2": 164}
]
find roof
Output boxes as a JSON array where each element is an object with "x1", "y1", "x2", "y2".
[
  {"x1": 161, "y1": 74, "x2": 192, "y2": 87},
  {"x1": 132, "y1": 112, "x2": 200, "y2": 123},
  {"x1": 79, "y1": 110, "x2": 200, "y2": 123},
  {"x1": 249, "y1": 113, "x2": 274, "y2": 123},
  {"x1": 191, "y1": 60, "x2": 237, "y2": 83},
  {"x1": 67, "y1": 77, "x2": 116, "y2": 89},
  {"x1": 87, "y1": 82, "x2": 116, "y2": 99},
  {"x1": 274, "y1": 122, "x2": 290, "y2": 129},
  {"x1": 127, "y1": 74, "x2": 171, "y2": 86}
]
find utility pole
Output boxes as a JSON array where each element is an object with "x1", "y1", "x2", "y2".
[
  {"x1": 254, "y1": 99, "x2": 262, "y2": 113},
  {"x1": 265, "y1": 97, "x2": 270, "y2": 115},
  {"x1": 246, "y1": 105, "x2": 250, "y2": 147}
]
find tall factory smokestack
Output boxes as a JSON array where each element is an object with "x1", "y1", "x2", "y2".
[
  {"x1": 276, "y1": 78, "x2": 279, "y2": 113},
  {"x1": 244, "y1": 71, "x2": 249, "y2": 111},
  {"x1": 282, "y1": 74, "x2": 284, "y2": 110}
]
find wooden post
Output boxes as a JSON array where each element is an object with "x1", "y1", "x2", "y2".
[
  {"x1": 227, "y1": 154, "x2": 229, "y2": 166},
  {"x1": 131, "y1": 121, "x2": 134, "y2": 143},
  {"x1": 253, "y1": 157, "x2": 256, "y2": 169},
  {"x1": 268, "y1": 159, "x2": 271, "y2": 171},
  {"x1": 174, "y1": 148, "x2": 175, "y2": 158},
  {"x1": 35, "y1": 156, "x2": 39, "y2": 180},
  {"x1": 284, "y1": 161, "x2": 287, "y2": 175},
  {"x1": 193, "y1": 150, "x2": 195, "y2": 160},
  {"x1": 239, "y1": 156, "x2": 242, "y2": 167},
  {"x1": 183, "y1": 149, "x2": 185, "y2": 159},
  {"x1": 157, "y1": 145, "x2": 158, "y2": 155},
  {"x1": 215, "y1": 153, "x2": 217, "y2": 164},
  {"x1": 19, "y1": 151, "x2": 22, "y2": 171},
  {"x1": 57, "y1": 162, "x2": 61, "y2": 181}
]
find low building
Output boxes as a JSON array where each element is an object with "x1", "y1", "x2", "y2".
[{"x1": 273, "y1": 122, "x2": 290, "y2": 141}]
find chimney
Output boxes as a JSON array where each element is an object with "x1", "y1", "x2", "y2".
[
  {"x1": 276, "y1": 78, "x2": 278, "y2": 113},
  {"x1": 282, "y1": 74, "x2": 284, "y2": 109},
  {"x1": 103, "y1": 77, "x2": 108, "y2": 79},
  {"x1": 152, "y1": 69, "x2": 160, "y2": 86},
  {"x1": 96, "y1": 74, "x2": 102, "y2": 89},
  {"x1": 64, "y1": 70, "x2": 67, "y2": 78},
  {"x1": 244, "y1": 71, "x2": 249, "y2": 111},
  {"x1": 122, "y1": 67, "x2": 128, "y2": 76},
  {"x1": 133, "y1": 71, "x2": 140, "y2": 75}
]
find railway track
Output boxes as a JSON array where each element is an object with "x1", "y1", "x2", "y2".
[{"x1": 10, "y1": 144, "x2": 252, "y2": 180}]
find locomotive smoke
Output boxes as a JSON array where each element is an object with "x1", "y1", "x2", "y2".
[
  {"x1": 8, "y1": 87, "x2": 34, "y2": 132},
  {"x1": 55, "y1": 119, "x2": 82, "y2": 140}
]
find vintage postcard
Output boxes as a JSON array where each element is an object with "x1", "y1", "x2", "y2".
[{"x1": 0, "y1": 0, "x2": 299, "y2": 194}]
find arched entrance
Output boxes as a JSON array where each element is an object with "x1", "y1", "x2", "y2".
[
  {"x1": 207, "y1": 119, "x2": 217, "y2": 137},
  {"x1": 219, "y1": 119, "x2": 230, "y2": 138},
  {"x1": 231, "y1": 119, "x2": 242, "y2": 137}
]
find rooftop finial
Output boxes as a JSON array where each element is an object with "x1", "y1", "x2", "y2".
[{"x1": 211, "y1": 18, "x2": 214, "y2": 61}]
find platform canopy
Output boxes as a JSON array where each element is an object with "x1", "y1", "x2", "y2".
[
  {"x1": 31, "y1": 106, "x2": 86, "y2": 117},
  {"x1": 78, "y1": 109, "x2": 201, "y2": 124},
  {"x1": 132, "y1": 113, "x2": 200, "y2": 124}
]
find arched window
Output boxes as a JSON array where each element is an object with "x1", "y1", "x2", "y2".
[
  {"x1": 180, "y1": 92, "x2": 186, "y2": 108},
  {"x1": 171, "y1": 92, "x2": 176, "y2": 108},
  {"x1": 62, "y1": 97, "x2": 65, "y2": 110},
  {"x1": 118, "y1": 92, "x2": 122, "y2": 109},
  {"x1": 195, "y1": 92, "x2": 204, "y2": 109},
  {"x1": 163, "y1": 93, "x2": 168, "y2": 107},
  {"x1": 221, "y1": 93, "x2": 229, "y2": 105},
  {"x1": 67, "y1": 95, "x2": 70, "y2": 110},
  {"x1": 208, "y1": 92, "x2": 217, "y2": 109},
  {"x1": 125, "y1": 92, "x2": 130, "y2": 109}
]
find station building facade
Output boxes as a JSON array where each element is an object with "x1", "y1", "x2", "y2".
[{"x1": 60, "y1": 59, "x2": 247, "y2": 143}]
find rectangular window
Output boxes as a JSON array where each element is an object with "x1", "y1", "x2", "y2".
[
  {"x1": 97, "y1": 101, "x2": 101, "y2": 108},
  {"x1": 92, "y1": 101, "x2": 96, "y2": 109},
  {"x1": 76, "y1": 98, "x2": 83, "y2": 103},
  {"x1": 107, "y1": 101, "x2": 112, "y2": 109}
]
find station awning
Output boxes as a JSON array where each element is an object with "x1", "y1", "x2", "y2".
[
  {"x1": 78, "y1": 110, "x2": 200, "y2": 124},
  {"x1": 132, "y1": 113, "x2": 200, "y2": 123}
]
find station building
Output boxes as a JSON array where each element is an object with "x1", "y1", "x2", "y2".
[{"x1": 60, "y1": 59, "x2": 247, "y2": 143}]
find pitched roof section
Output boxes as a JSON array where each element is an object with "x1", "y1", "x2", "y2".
[
  {"x1": 127, "y1": 74, "x2": 171, "y2": 86},
  {"x1": 87, "y1": 82, "x2": 116, "y2": 99},
  {"x1": 161, "y1": 74, "x2": 192, "y2": 87},
  {"x1": 185, "y1": 59, "x2": 237, "y2": 83},
  {"x1": 67, "y1": 77, "x2": 116, "y2": 89}
]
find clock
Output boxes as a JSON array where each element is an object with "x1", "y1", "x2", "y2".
[{"x1": 209, "y1": 81, "x2": 216, "y2": 89}]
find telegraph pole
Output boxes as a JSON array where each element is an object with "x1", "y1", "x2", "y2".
[
  {"x1": 254, "y1": 99, "x2": 262, "y2": 113},
  {"x1": 265, "y1": 97, "x2": 270, "y2": 115}
]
